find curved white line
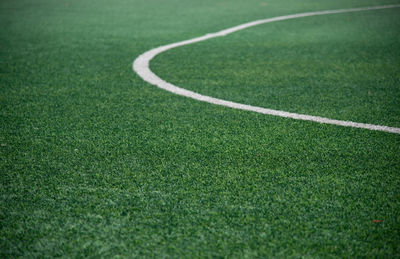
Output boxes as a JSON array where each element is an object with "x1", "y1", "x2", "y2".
[{"x1": 133, "y1": 5, "x2": 400, "y2": 134}]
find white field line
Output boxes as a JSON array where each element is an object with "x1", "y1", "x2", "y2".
[{"x1": 133, "y1": 5, "x2": 400, "y2": 134}]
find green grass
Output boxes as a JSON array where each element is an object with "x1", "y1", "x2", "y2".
[{"x1": 1, "y1": 0, "x2": 400, "y2": 257}]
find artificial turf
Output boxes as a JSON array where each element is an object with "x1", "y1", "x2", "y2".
[{"x1": 1, "y1": 0, "x2": 400, "y2": 257}]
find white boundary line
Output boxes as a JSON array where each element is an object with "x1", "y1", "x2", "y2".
[{"x1": 133, "y1": 5, "x2": 400, "y2": 134}]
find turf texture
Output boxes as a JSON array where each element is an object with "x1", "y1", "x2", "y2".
[{"x1": 1, "y1": 0, "x2": 400, "y2": 257}]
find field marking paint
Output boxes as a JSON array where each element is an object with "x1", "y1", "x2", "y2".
[{"x1": 133, "y1": 5, "x2": 400, "y2": 134}]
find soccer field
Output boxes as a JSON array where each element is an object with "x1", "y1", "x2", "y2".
[{"x1": 1, "y1": 0, "x2": 400, "y2": 257}]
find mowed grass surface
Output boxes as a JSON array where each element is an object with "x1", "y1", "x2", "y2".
[{"x1": 1, "y1": 0, "x2": 400, "y2": 257}]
